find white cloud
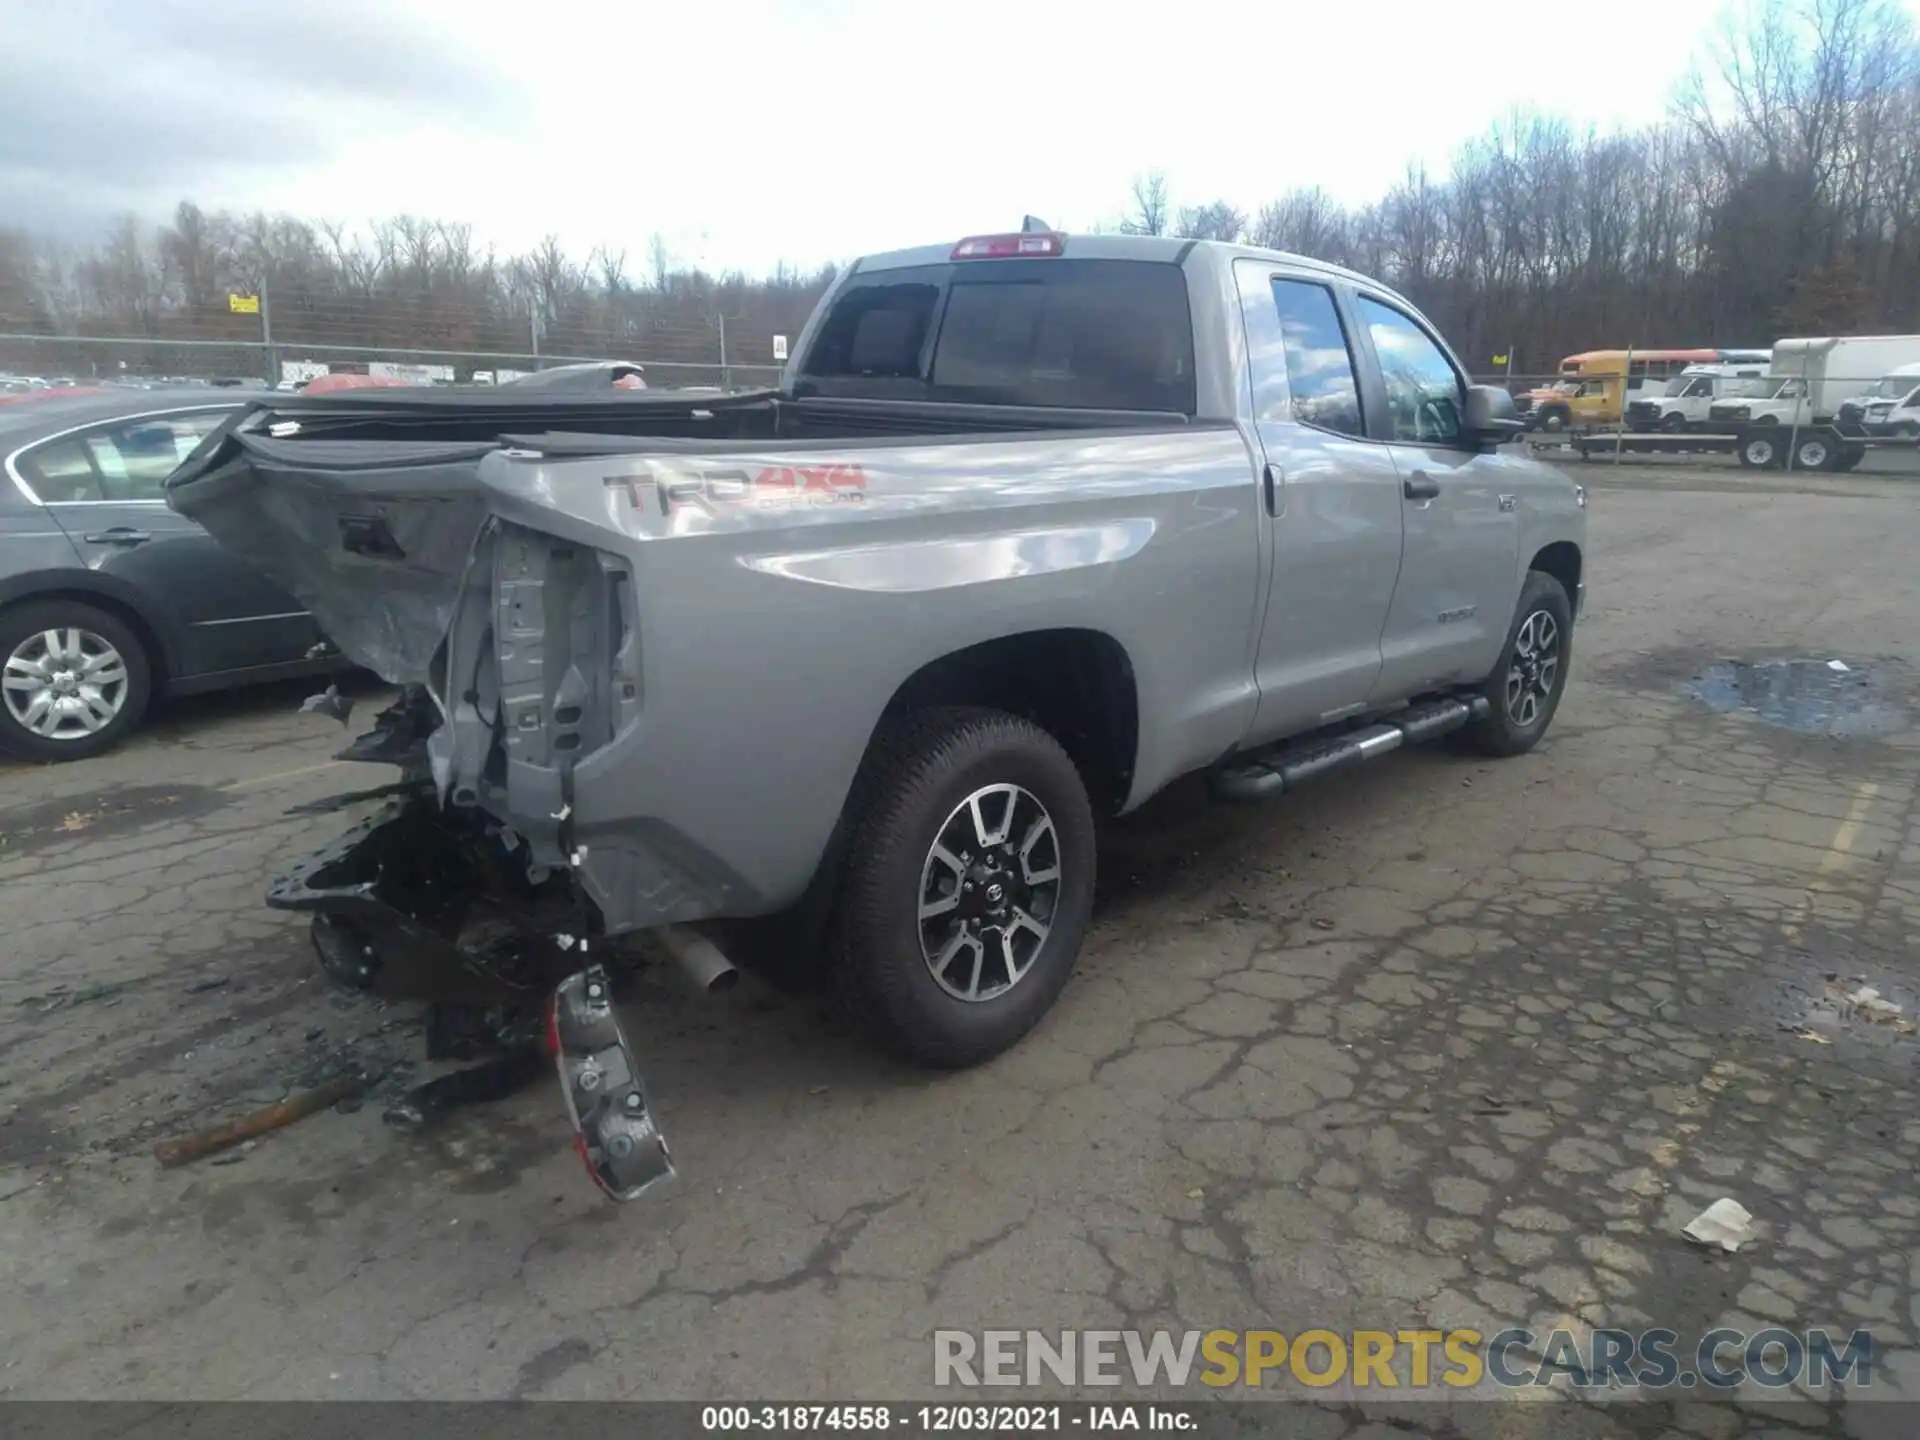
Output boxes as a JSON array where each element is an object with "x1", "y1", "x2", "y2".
[{"x1": 12, "y1": 0, "x2": 1920, "y2": 271}]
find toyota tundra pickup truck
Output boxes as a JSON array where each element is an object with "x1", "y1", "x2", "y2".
[{"x1": 169, "y1": 229, "x2": 1587, "y2": 1200}]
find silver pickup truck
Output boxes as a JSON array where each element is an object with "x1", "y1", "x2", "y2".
[{"x1": 171, "y1": 230, "x2": 1586, "y2": 1198}]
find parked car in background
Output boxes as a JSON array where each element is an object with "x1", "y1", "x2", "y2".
[
  {"x1": 501, "y1": 360, "x2": 647, "y2": 390},
  {"x1": 0, "y1": 390, "x2": 337, "y2": 760},
  {"x1": 300, "y1": 373, "x2": 414, "y2": 395}
]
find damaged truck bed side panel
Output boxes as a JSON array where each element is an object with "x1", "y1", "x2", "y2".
[
  {"x1": 171, "y1": 432, "x2": 501, "y2": 685},
  {"x1": 172, "y1": 415, "x2": 1267, "y2": 929},
  {"x1": 427, "y1": 429, "x2": 1265, "y2": 930}
]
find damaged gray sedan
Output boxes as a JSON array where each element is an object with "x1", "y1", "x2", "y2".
[{"x1": 168, "y1": 231, "x2": 1584, "y2": 1200}]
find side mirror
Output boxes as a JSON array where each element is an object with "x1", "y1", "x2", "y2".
[{"x1": 1465, "y1": 384, "x2": 1526, "y2": 443}]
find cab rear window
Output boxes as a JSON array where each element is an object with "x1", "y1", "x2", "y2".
[{"x1": 799, "y1": 259, "x2": 1196, "y2": 415}]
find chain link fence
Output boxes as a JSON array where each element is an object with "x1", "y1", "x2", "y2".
[{"x1": 0, "y1": 332, "x2": 784, "y2": 392}]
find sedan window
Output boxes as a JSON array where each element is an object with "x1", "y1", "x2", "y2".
[{"x1": 15, "y1": 410, "x2": 231, "y2": 503}]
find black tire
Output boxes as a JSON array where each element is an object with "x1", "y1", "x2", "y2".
[
  {"x1": 1539, "y1": 408, "x2": 1569, "y2": 433},
  {"x1": 1897, "y1": 423, "x2": 1920, "y2": 440},
  {"x1": 825, "y1": 706, "x2": 1096, "y2": 1069},
  {"x1": 1791, "y1": 434, "x2": 1839, "y2": 472},
  {"x1": 0, "y1": 598, "x2": 153, "y2": 762},
  {"x1": 1463, "y1": 571, "x2": 1573, "y2": 759},
  {"x1": 1737, "y1": 432, "x2": 1781, "y2": 469},
  {"x1": 1661, "y1": 411, "x2": 1688, "y2": 433}
]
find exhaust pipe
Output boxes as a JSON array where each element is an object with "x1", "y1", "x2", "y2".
[{"x1": 658, "y1": 926, "x2": 740, "y2": 994}]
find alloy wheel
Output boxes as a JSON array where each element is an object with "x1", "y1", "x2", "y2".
[
  {"x1": 3, "y1": 627, "x2": 130, "y2": 741},
  {"x1": 917, "y1": 783, "x2": 1062, "y2": 1002},
  {"x1": 1504, "y1": 610, "x2": 1560, "y2": 729}
]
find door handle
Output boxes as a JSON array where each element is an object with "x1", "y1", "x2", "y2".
[
  {"x1": 1402, "y1": 471, "x2": 1440, "y2": 501},
  {"x1": 1262, "y1": 464, "x2": 1280, "y2": 516},
  {"x1": 83, "y1": 528, "x2": 152, "y2": 546}
]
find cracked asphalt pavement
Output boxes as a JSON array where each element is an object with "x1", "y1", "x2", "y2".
[{"x1": 3, "y1": 458, "x2": 1919, "y2": 1432}]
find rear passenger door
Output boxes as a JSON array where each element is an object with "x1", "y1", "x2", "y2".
[
  {"x1": 1348, "y1": 294, "x2": 1519, "y2": 698},
  {"x1": 14, "y1": 407, "x2": 320, "y2": 678},
  {"x1": 1234, "y1": 262, "x2": 1405, "y2": 745}
]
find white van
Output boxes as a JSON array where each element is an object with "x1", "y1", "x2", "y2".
[
  {"x1": 1845, "y1": 362, "x2": 1920, "y2": 437},
  {"x1": 1624, "y1": 361, "x2": 1768, "y2": 432}
]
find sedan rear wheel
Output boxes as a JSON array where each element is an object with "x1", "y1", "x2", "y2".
[{"x1": 0, "y1": 600, "x2": 152, "y2": 761}]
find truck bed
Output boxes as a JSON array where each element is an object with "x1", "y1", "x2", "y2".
[
  {"x1": 168, "y1": 386, "x2": 1260, "y2": 925},
  {"x1": 167, "y1": 388, "x2": 1198, "y2": 685}
]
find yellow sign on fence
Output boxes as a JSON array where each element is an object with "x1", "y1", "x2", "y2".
[{"x1": 228, "y1": 293, "x2": 260, "y2": 315}]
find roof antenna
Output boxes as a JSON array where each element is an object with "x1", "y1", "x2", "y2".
[{"x1": 1020, "y1": 215, "x2": 1052, "y2": 233}]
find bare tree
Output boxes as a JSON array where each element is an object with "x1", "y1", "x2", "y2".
[
  {"x1": 1175, "y1": 200, "x2": 1247, "y2": 243},
  {"x1": 1119, "y1": 171, "x2": 1172, "y2": 236},
  {"x1": 12, "y1": 1, "x2": 1920, "y2": 387}
]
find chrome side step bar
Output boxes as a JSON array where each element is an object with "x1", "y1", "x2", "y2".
[{"x1": 1208, "y1": 695, "x2": 1491, "y2": 804}]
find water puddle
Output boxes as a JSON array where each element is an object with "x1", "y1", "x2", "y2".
[{"x1": 1684, "y1": 658, "x2": 1906, "y2": 737}]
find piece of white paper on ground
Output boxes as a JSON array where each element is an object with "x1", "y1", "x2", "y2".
[
  {"x1": 1684, "y1": 1198, "x2": 1755, "y2": 1252},
  {"x1": 1828, "y1": 659, "x2": 1851, "y2": 672}
]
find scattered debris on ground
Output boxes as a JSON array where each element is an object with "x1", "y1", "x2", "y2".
[
  {"x1": 154, "y1": 1071, "x2": 370, "y2": 1168},
  {"x1": 1683, "y1": 1198, "x2": 1756, "y2": 1252},
  {"x1": 1837, "y1": 983, "x2": 1905, "y2": 1024}
]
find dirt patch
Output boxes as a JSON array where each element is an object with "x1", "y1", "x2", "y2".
[{"x1": 0, "y1": 784, "x2": 228, "y2": 856}]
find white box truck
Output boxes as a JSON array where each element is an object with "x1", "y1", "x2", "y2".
[{"x1": 1711, "y1": 335, "x2": 1920, "y2": 430}]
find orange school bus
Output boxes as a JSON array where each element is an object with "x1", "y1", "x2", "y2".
[{"x1": 1516, "y1": 349, "x2": 1767, "y2": 430}]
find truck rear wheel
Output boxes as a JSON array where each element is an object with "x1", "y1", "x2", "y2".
[
  {"x1": 826, "y1": 707, "x2": 1096, "y2": 1069},
  {"x1": 1463, "y1": 571, "x2": 1573, "y2": 758},
  {"x1": 1790, "y1": 434, "x2": 1839, "y2": 472},
  {"x1": 1737, "y1": 432, "x2": 1781, "y2": 469}
]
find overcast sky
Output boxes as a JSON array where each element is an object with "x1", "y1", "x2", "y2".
[{"x1": 6, "y1": 0, "x2": 1919, "y2": 275}]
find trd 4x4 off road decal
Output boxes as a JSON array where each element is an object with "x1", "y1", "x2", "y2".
[{"x1": 604, "y1": 463, "x2": 869, "y2": 516}]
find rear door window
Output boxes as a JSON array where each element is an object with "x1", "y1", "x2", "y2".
[
  {"x1": 930, "y1": 262, "x2": 1194, "y2": 413},
  {"x1": 801, "y1": 275, "x2": 943, "y2": 383},
  {"x1": 1267, "y1": 278, "x2": 1364, "y2": 437},
  {"x1": 15, "y1": 410, "x2": 232, "y2": 503}
]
